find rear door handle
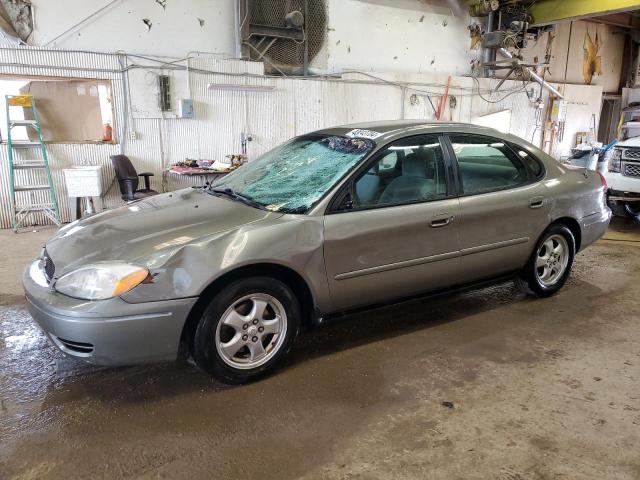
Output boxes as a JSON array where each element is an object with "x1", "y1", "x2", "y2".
[
  {"x1": 529, "y1": 196, "x2": 545, "y2": 209},
  {"x1": 430, "y1": 215, "x2": 454, "y2": 228}
]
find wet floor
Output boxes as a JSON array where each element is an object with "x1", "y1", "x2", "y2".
[{"x1": 1, "y1": 219, "x2": 640, "y2": 479}]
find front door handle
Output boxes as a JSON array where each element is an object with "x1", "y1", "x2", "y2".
[
  {"x1": 529, "y1": 196, "x2": 545, "y2": 209},
  {"x1": 430, "y1": 215, "x2": 454, "y2": 228}
]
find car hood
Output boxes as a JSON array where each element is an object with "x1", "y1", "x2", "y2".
[
  {"x1": 616, "y1": 136, "x2": 640, "y2": 148},
  {"x1": 45, "y1": 188, "x2": 281, "y2": 275}
]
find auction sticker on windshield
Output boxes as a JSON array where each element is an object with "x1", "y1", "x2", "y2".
[{"x1": 345, "y1": 129, "x2": 382, "y2": 139}]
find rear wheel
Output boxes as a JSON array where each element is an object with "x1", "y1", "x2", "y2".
[
  {"x1": 193, "y1": 277, "x2": 300, "y2": 383},
  {"x1": 515, "y1": 224, "x2": 575, "y2": 298}
]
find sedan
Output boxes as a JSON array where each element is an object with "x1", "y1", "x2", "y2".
[{"x1": 23, "y1": 121, "x2": 611, "y2": 383}]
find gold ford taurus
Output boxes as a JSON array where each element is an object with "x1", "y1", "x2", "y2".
[{"x1": 23, "y1": 121, "x2": 611, "y2": 383}]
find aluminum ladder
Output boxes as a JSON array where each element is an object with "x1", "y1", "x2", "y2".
[{"x1": 5, "y1": 94, "x2": 61, "y2": 231}]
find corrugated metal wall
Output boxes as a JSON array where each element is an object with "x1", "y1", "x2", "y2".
[{"x1": 0, "y1": 46, "x2": 545, "y2": 229}]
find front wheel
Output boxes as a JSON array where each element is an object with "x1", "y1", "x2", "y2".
[
  {"x1": 607, "y1": 196, "x2": 640, "y2": 221},
  {"x1": 624, "y1": 202, "x2": 640, "y2": 222},
  {"x1": 515, "y1": 224, "x2": 575, "y2": 298},
  {"x1": 607, "y1": 200, "x2": 628, "y2": 218},
  {"x1": 193, "y1": 277, "x2": 301, "y2": 384}
]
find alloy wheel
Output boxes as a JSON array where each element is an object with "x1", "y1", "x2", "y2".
[
  {"x1": 215, "y1": 293, "x2": 287, "y2": 369},
  {"x1": 535, "y1": 234, "x2": 569, "y2": 287}
]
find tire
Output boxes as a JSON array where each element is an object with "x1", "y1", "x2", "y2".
[
  {"x1": 624, "y1": 203, "x2": 640, "y2": 222},
  {"x1": 607, "y1": 196, "x2": 639, "y2": 220},
  {"x1": 607, "y1": 200, "x2": 628, "y2": 218},
  {"x1": 515, "y1": 224, "x2": 575, "y2": 298},
  {"x1": 193, "y1": 276, "x2": 301, "y2": 384}
]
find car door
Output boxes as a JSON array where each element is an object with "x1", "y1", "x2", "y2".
[
  {"x1": 322, "y1": 134, "x2": 462, "y2": 312},
  {"x1": 445, "y1": 134, "x2": 550, "y2": 282}
]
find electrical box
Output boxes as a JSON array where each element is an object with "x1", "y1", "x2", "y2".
[
  {"x1": 550, "y1": 99, "x2": 567, "y2": 122},
  {"x1": 179, "y1": 99, "x2": 194, "y2": 119},
  {"x1": 158, "y1": 75, "x2": 171, "y2": 111}
]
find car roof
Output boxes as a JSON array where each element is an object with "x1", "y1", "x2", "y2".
[
  {"x1": 306, "y1": 120, "x2": 554, "y2": 170},
  {"x1": 311, "y1": 120, "x2": 517, "y2": 142}
]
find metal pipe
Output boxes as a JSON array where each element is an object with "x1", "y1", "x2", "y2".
[
  {"x1": 498, "y1": 48, "x2": 565, "y2": 99},
  {"x1": 303, "y1": 0, "x2": 309, "y2": 76},
  {"x1": 234, "y1": 0, "x2": 242, "y2": 58},
  {"x1": 482, "y1": 11, "x2": 497, "y2": 78},
  {"x1": 44, "y1": 0, "x2": 123, "y2": 47}
]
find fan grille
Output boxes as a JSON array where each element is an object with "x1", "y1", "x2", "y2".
[{"x1": 248, "y1": 0, "x2": 327, "y2": 66}]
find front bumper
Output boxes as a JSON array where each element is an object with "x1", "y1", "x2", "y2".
[
  {"x1": 604, "y1": 171, "x2": 640, "y2": 197},
  {"x1": 23, "y1": 260, "x2": 197, "y2": 366},
  {"x1": 607, "y1": 188, "x2": 640, "y2": 203}
]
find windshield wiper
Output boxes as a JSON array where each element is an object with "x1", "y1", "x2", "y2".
[{"x1": 208, "y1": 187, "x2": 266, "y2": 210}]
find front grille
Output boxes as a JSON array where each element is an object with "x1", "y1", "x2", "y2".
[
  {"x1": 43, "y1": 248, "x2": 55, "y2": 281},
  {"x1": 55, "y1": 336, "x2": 94, "y2": 354},
  {"x1": 624, "y1": 163, "x2": 640, "y2": 178},
  {"x1": 623, "y1": 149, "x2": 640, "y2": 160}
]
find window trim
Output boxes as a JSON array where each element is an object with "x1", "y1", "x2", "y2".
[
  {"x1": 327, "y1": 134, "x2": 456, "y2": 214},
  {"x1": 442, "y1": 134, "x2": 541, "y2": 198},
  {"x1": 505, "y1": 141, "x2": 546, "y2": 180}
]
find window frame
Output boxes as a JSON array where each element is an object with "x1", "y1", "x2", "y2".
[
  {"x1": 0, "y1": 73, "x2": 116, "y2": 145},
  {"x1": 507, "y1": 140, "x2": 546, "y2": 180},
  {"x1": 213, "y1": 133, "x2": 377, "y2": 215},
  {"x1": 442, "y1": 134, "x2": 543, "y2": 197},
  {"x1": 327, "y1": 134, "x2": 457, "y2": 214}
]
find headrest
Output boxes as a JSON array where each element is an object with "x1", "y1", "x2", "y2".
[{"x1": 402, "y1": 153, "x2": 426, "y2": 177}]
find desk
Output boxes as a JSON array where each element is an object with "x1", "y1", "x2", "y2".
[{"x1": 163, "y1": 166, "x2": 232, "y2": 191}]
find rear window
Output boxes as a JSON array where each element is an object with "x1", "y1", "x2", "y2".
[{"x1": 509, "y1": 144, "x2": 544, "y2": 178}]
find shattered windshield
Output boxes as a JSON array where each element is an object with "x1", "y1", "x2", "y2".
[{"x1": 209, "y1": 135, "x2": 374, "y2": 213}]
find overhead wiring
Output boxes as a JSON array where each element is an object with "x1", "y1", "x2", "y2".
[
  {"x1": 0, "y1": 57, "x2": 533, "y2": 103},
  {"x1": 471, "y1": 75, "x2": 532, "y2": 104}
]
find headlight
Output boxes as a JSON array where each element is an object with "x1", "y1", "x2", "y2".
[
  {"x1": 608, "y1": 148, "x2": 622, "y2": 173},
  {"x1": 55, "y1": 263, "x2": 149, "y2": 300}
]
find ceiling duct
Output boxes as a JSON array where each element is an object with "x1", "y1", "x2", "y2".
[{"x1": 239, "y1": 0, "x2": 327, "y2": 76}]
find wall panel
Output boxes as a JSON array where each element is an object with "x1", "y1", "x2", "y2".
[{"x1": 0, "y1": 46, "x2": 593, "y2": 229}]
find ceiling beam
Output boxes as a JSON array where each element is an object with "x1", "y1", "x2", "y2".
[
  {"x1": 586, "y1": 12, "x2": 640, "y2": 28},
  {"x1": 529, "y1": 0, "x2": 640, "y2": 26}
]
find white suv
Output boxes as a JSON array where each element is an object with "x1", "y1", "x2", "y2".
[{"x1": 606, "y1": 136, "x2": 640, "y2": 219}]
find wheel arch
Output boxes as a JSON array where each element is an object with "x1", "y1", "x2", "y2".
[
  {"x1": 549, "y1": 216, "x2": 582, "y2": 252},
  {"x1": 178, "y1": 263, "x2": 316, "y2": 357}
]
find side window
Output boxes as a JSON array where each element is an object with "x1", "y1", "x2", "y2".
[
  {"x1": 353, "y1": 135, "x2": 447, "y2": 208},
  {"x1": 450, "y1": 135, "x2": 530, "y2": 195}
]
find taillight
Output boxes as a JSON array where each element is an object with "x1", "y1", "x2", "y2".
[
  {"x1": 597, "y1": 171, "x2": 607, "y2": 191},
  {"x1": 597, "y1": 171, "x2": 608, "y2": 209}
]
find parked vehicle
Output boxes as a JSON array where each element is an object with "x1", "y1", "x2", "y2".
[
  {"x1": 605, "y1": 136, "x2": 640, "y2": 220},
  {"x1": 23, "y1": 121, "x2": 611, "y2": 383}
]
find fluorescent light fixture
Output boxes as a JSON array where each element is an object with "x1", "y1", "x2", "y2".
[{"x1": 207, "y1": 83, "x2": 275, "y2": 92}]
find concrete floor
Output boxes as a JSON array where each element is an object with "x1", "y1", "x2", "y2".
[{"x1": 1, "y1": 219, "x2": 639, "y2": 480}]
